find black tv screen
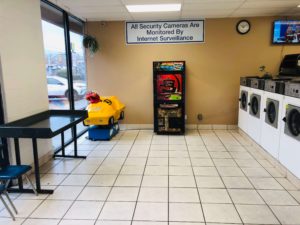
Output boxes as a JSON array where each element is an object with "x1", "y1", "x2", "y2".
[{"x1": 272, "y1": 20, "x2": 300, "y2": 44}]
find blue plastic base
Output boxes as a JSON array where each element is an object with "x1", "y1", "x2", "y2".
[{"x1": 88, "y1": 122, "x2": 120, "y2": 141}]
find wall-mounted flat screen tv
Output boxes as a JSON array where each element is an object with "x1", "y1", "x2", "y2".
[{"x1": 272, "y1": 20, "x2": 300, "y2": 44}]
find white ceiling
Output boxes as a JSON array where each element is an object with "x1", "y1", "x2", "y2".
[{"x1": 49, "y1": 0, "x2": 300, "y2": 21}]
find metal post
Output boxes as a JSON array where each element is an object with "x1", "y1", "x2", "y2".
[
  {"x1": 14, "y1": 138, "x2": 23, "y2": 189},
  {"x1": 32, "y1": 138, "x2": 41, "y2": 191}
]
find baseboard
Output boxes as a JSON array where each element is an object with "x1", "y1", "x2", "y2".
[{"x1": 119, "y1": 124, "x2": 238, "y2": 130}]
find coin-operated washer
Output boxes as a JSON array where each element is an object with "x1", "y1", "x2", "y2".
[{"x1": 83, "y1": 91, "x2": 125, "y2": 140}]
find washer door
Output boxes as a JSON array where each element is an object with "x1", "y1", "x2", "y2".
[
  {"x1": 265, "y1": 99, "x2": 279, "y2": 128},
  {"x1": 284, "y1": 105, "x2": 300, "y2": 141},
  {"x1": 250, "y1": 94, "x2": 261, "y2": 118},
  {"x1": 240, "y1": 91, "x2": 248, "y2": 111}
]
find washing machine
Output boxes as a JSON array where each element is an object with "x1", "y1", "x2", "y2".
[
  {"x1": 260, "y1": 79, "x2": 287, "y2": 159},
  {"x1": 238, "y1": 77, "x2": 252, "y2": 133},
  {"x1": 279, "y1": 81, "x2": 300, "y2": 178},
  {"x1": 247, "y1": 77, "x2": 267, "y2": 144}
]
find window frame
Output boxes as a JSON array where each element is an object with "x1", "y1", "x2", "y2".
[{"x1": 41, "y1": 0, "x2": 87, "y2": 152}]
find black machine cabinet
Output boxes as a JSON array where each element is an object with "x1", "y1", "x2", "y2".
[{"x1": 153, "y1": 61, "x2": 185, "y2": 134}]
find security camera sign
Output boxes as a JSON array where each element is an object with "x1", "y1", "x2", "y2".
[{"x1": 126, "y1": 20, "x2": 204, "y2": 44}]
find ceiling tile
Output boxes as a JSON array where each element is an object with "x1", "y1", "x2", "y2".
[
  {"x1": 131, "y1": 12, "x2": 181, "y2": 20},
  {"x1": 48, "y1": 0, "x2": 300, "y2": 21}
]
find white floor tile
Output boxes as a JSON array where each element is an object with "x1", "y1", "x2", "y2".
[
  {"x1": 99, "y1": 202, "x2": 135, "y2": 220},
  {"x1": 30, "y1": 200, "x2": 73, "y2": 219},
  {"x1": 64, "y1": 201, "x2": 103, "y2": 219},
  {"x1": 203, "y1": 204, "x2": 241, "y2": 223},
  {"x1": 142, "y1": 175, "x2": 168, "y2": 187},
  {"x1": 78, "y1": 187, "x2": 111, "y2": 201},
  {"x1": 169, "y1": 188, "x2": 200, "y2": 203},
  {"x1": 88, "y1": 175, "x2": 117, "y2": 186},
  {"x1": 228, "y1": 189, "x2": 265, "y2": 204},
  {"x1": 169, "y1": 203, "x2": 204, "y2": 222},
  {"x1": 61, "y1": 175, "x2": 92, "y2": 186},
  {"x1": 47, "y1": 186, "x2": 83, "y2": 200},
  {"x1": 170, "y1": 176, "x2": 196, "y2": 188},
  {"x1": 236, "y1": 204, "x2": 279, "y2": 224},
  {"x1": 22, "y1": 219, "x2": 59, "y2": 225},
  {"x1": 114, "y1": 175, "x2": 142, "y2": 187},
  {"x1": 258, "y1": 190, "x2": 299, "y2": 205},
  {"x1": 134, "y1": 202, "x2": 168, "y2": 221},
  {"x1": 59, "y1": 220, "x2": 95, "y2": 225},
  {"x1": 270, "y1": 206, "x2": 300, "y2": 224},
  {"x1": 107, "y1": 187, "x2": 139, "y2": 201},
  {"x1": 199, "y1": 189, "x2": 231, "y2": 203},
  {"x1": 195, "y1": 176, "x2": 224, "y2": 188},
  {"x1": 0, "y1": 199, "x2": 42, "y2": 218},
  {"x1": 138, "y1": 187, "x2": 168, "y2": 202}
]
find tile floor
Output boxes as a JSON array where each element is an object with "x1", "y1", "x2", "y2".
[{"x1": 1, "y1": 129, "x2": 300, "y2": 225}]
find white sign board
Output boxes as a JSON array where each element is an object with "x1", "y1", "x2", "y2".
[{"x1": 126, "y1": 20, "x2": 204, "y2": 44}]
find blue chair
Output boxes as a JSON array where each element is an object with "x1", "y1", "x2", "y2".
[
  {"x1": 0, "y1": 184, "x2": 17, "y2": 220},
  {"x1": 0, "y1": 165, "x2": 38, "y2": 196}
]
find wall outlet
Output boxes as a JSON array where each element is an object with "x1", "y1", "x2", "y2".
[
  {"x1": 197, "y1": 113, "x2": 203, "y2": 121},
  {"x1": 185, "y1": 115, "x2": 187, "y2": 120}
]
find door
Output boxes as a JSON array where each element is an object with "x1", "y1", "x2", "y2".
[
  {"x1": 284, "y1": 105, "x2": 300, "y2": 141},
  {"x1": 240, "y1": 90, "x2": 248, "y2": 111},
  {"x1": 250, "y1": 94, "x2": 261, "y2": 118},
  {"x1": 265, "y1": 99, "x2": 279, "y2": 128}
]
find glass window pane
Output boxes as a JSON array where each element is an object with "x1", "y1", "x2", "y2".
[
  {"x1": 69, "y1": 16, "x2": 87, "y2": 110},
  {"x1": 41, "y1": 3, "x2": 70, "y2": 110}
]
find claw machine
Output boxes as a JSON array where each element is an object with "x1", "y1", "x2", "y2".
[{"x1": 153, "y1": 61, "x2": 185, "y2": 134}]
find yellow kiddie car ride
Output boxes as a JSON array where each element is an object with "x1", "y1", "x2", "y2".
[{"x1": 83, "y1": 92, "x2": 125, "y2": 126}]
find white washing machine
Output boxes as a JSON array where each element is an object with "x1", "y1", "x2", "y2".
[
  {"x1": 247, "y1": 78, "x2": 265, "y2": 144},
  {"x1": 279, "y1": 81, "x2": 300, "y2": 179},
  {"x1": 238, "y1": 77, "x2": 251, "y2": 133},
  {"x1": 260, "y1": 79, "x2": 286, "y2": 159}
]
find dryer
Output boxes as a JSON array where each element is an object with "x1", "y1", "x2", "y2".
[
  {"x1": 279, "y1": 80, "x2": 300, "y2": 179},
  {"x1": 238, "y1": 77, "x2": 251, "y2": 133},
  {"x1": 247, "y1": 78, "x2": 266, "y2": 144},
  {"x1": 260, "y1": 79, "x2": 287, "y2": 159}
]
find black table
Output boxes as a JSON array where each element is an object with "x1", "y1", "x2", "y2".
[{"x1": 0, "y1": 110, "x2": 88, "y2": 194}]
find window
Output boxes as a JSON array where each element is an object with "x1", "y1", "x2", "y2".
[{"x1": 40, "y1": 0, "x2": 87, "y2": 149}]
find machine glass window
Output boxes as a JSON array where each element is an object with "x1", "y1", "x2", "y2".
[
  {"x1": 287, "y1": 109, "x2": 300, "y2": 136},
  {"x1": 241, "y1": 93, "x2": 247, "y2": 109},
  {"x1": 267, "y1": 101, "x2": 276, "y2": 124},
  {"x1": 251, "y1": 96, "x2": 259, "y2": 115}
]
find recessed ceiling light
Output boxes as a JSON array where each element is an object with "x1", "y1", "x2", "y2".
[{"x1": 126, "y1": 4, "x2": 181, "y2": 13}]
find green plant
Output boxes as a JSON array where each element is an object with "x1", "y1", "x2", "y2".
[{"x1": 83, "y1": 35, "x2": 99, "y2": 56}]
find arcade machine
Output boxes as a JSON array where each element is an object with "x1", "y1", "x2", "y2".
[{"x1": 153, "y1": 61, "x2": 185, "y2": 134}]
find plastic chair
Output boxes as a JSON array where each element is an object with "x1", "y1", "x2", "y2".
[
  {"x1": 0, "y1": 184, "x2": 17, "y2": 220},
  {"x1": 0, "y1": 165, "x2": 38, "y2": 196}
]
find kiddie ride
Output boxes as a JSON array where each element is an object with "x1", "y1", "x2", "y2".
[{"x1": 83, "y1": 91, "x2": 125, "y2": 140}]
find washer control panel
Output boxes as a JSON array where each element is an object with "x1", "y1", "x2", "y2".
[
  {"x1": 264, "y1": 80, "x2": 285, "y2": 94},
  {"x1": 285, "y1": 81, "x2": 300, "y2": 98}
]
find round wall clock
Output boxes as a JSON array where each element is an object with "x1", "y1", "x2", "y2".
[{"x1": 236, "y1": 20, "x2": 251, "y2": 35}]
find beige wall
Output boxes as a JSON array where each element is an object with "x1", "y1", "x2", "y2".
[
  {"x1": 87, "y1": 17, "x2": 300, "y2": 125},
  {"x1": 0, "y1": 0, "x2": 52, "y2": 164}
]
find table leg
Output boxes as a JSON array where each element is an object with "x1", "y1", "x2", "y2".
[
  {"x1": 32, "y1": 138, "x2": 41, "y2": 191},
  {"x1": 61, "y1": 132, "x2": 65, "y2": 157},
  {"x1": 14, "y1": 138, "x2": 23, "y2": 189},
  {"x1": 73, "y1": 126, "x2": 78, "y2": 157}
]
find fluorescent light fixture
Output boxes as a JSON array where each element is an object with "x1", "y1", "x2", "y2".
[{"x1": 126, "y1": 4, "x2": 181, "y2": 13}]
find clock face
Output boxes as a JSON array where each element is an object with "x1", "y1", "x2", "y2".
[{"x1": 237, "y1": 20, "x2": 251, "y2": 34}]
